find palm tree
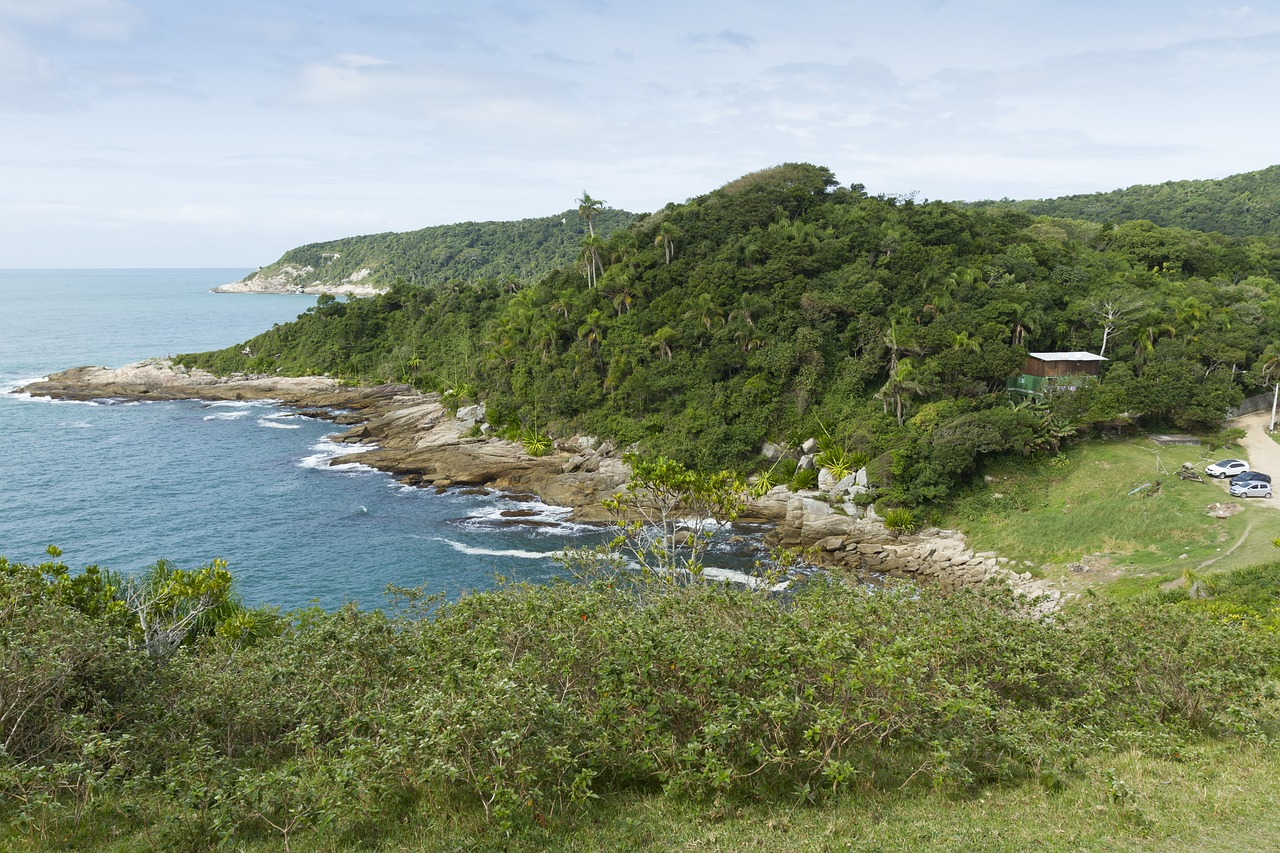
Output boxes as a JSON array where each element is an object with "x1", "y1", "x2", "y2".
[
  {"x1": 1133, "y1": 318, "x2": 1176, "y2": 374},
  {"x1": 732, "y1": 323, "x2": 765, "y2": 352},
  {"x1": 580, "y1": 234, "x2": 606, "y2": 288},
  {"x1": 654, "y1": 221, "x2": 680, "y2": 264},
  {"x1": 728, "y1": 294, "x2": 764, "y2": 329},
  {"x1": 1174, "y1": 296, "x2": 1208, "y2": 339},
  {"x1": 577, "y1": 309, "x2": 607, "y2": 354},
  {"x1": 877, "y1": 357, "x2": 933, "y2": 426},
  {"x1": 576, "y1": 191, "x2": 605, "y2": 237},
  {"x1": 683, "y1": 292, "x2": 724, "y2": 334},
  {"x1": 603, "y1": 270, "x2": 642, "y2": 315},
  {"x1": 648, "y1": 326, "x2": 679, "y2": 361},
  {"x1": 881, "y1": 316, "x2": 920, "y2": 376},
  {"x1": 532, "y1": 318, "x2": 562, "y2": 363}
]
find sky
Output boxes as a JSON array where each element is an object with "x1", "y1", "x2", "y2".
[{"x1": 2, "y1": 0, "x2": 1279, "y2": 268}]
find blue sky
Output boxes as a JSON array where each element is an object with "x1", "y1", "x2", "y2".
[{"x1": 2, "y1": 0, "x2": 1278, "y2": 267}]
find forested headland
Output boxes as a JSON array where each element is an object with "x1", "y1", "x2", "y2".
[
  {"x1": 182, "y1": 163, "x2": 1280, "y2": 507},
  {"x1": 970, "y1": 163, "x2": 1280, "y2": 239},
  {"x1": 236, "y1": 206, "x2": 638, "y2": 292}
]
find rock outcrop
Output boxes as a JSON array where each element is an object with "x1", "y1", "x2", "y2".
[
  {"x1": 16, "y1": 360, "x2": 630, "y2": 520},
  {"x1": 16, "y1": 359, "x2": 1067, "y2": 608},
  {"x1": 762, "y1": 494, "x2": 1065, "y2": 614},
  {"x1": 212, "y1": 264, "x2": 384, "y2": 297}
]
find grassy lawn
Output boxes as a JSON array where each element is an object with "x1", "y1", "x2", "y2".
[
  {"x1": 940, "y1": 437, "x2": 1280, "y2": 598},
  {"x1": 554, "y1": 745, "x2": 1280, "y2": 853}
]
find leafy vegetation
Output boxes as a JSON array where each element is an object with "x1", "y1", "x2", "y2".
[
  {"x1": 243, "y1": 207, "x2": 638, "y2": 291},
  {"x1": 3, "y1": 545, "x2": 1278, "y2": 850},
  {"x1": 180, "y1": 163, "x2": 1280, "y2": 508},
  {"x1": 971, "y1": 163, "x2": 1280, "y2": 239}
]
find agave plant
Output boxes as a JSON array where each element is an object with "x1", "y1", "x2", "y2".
[
  {"x1": 882, "y1": 507, "x2": 918, "y2": 535},
  {"x1": 749, "y1": 470, "x2": 780, "y2": 498},
  {"x1": 815, "y1": 446, "x2": 854, "y2": 480},
  {"x1": 789, "y1": 468, "x2": 819, "y2": 492},
  {"x1": 519, "y1": 426, "x2": 552, "y2": 456}
]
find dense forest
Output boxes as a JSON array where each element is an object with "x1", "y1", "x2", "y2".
[
  {"x1": 241, "y1": 206, "x2": 638, "y2": 291},
  {"x1": 971, "y1": 164, "x2": 1280, "y2": 239},
  {"x1": 182, "y1": 163, "x2": 1280, "y2": 506}
]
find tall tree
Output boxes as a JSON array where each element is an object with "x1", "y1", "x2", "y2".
[
  {"x1": 655, "y1": 221, "x2": 681, "y2": 264},
  {"x1": 580, "y1": 234, "x2": 606, "y2": 288},
  {"x1": 877, "y1": 357, "x2": 934, "y2": 426},
  {"x1": 1086, "y1": 293, "x2": 1144, "y2": 357},
  {"x1": 577, "y1": 191, "x2": 606, "y2": 237}
]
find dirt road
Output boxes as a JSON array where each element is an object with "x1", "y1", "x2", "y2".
[{"x1": 1223, "y1": 410, "x2": 1280, "y2": 509}]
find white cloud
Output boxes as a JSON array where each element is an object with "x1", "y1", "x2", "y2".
[
  {"x1": 334, "y1": 53, "x2": 389, "y2": 69},
  {"x1": 686, "y1": 29, "x2": 758, "y2": 51},
  {"x1": 0, "y1": 0, "x2": 145, "y2": 41}
]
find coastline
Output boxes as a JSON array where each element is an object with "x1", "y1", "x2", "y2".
[
  {"x1": 14, "y1": 359, "x2": 1066, "y2": 608},
  {"x1": 213, "y1": 264, "x2": 385, "y2": 298},
  {"x1": 15, "y1": 359, "x2": 631, "y2": 523}
]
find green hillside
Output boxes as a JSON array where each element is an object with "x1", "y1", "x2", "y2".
[
  {"x1": 181, "y1": 163, "x2": 1280, "y2": 506},
  {"x1": 972, "y1": 164, "x2": 1280, "y2": 238},
  {"x1": 239, "y1": 207, "x2": 638, "y2": 291}
]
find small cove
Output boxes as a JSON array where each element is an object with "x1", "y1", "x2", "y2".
[{"x1": 0, "y1": 270, "x2": 612, "y2": 609}]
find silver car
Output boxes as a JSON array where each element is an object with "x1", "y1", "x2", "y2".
[{"x1": 1229, "y1": 479, "x2": 1272, "y2": 499}]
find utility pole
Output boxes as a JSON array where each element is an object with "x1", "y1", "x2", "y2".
[{"x1": 1270, "y1": 381, "x2": 1278, "y2": 433}]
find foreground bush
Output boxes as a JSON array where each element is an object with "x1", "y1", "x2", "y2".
[{"x1": 2, "y1": 555, "x2": 1277, "y2": 848}]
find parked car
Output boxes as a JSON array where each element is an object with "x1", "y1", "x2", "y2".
[
  {"x1": 1230, "y1": 471, "x2": 1271, "y2": 486},
  {"x1": 1206, "y1": 459, "x2": 1249, "y2": 478},
  {"x1": 1229, "y1": 479, "x2": 1272, "y2": 499}
]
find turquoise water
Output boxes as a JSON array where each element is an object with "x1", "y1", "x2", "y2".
[{"x1": 0, "y1": 270, "x2": 597, "y2": 609}]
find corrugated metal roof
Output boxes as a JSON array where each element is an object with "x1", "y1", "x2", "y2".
[{"x1": 1027, "y1": 352, "x2": 1108, "y2": 362}]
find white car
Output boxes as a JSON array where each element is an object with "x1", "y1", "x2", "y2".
[
  {"x1": 1206, "y1": 459, "x2": 1249, "y2": 478},
  {"x1": 1229, "y1": 479, "x2": 1272, "y2": 499}
]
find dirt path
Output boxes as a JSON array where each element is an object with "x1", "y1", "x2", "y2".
[
  {"x1": 1226, "y1": 410, "x2": 1280, "y2": 510},
  {"x1": 1197, "y1": 521, "x2": 1254, "y2": 569}
]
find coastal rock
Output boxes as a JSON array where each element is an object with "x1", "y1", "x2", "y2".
[
  {"x1": 761, "y1": 442, "x2": 788, "y2": 461},
  {"x1": 741, "y1": 485, "x2": 791, "y2": 522},
  {"x1": 212, "y1": 264, "x2": 385, "y2": 298},
  {"x1": 14, "y1": 360, "x2": 628, "y2": 522},
  {"x1": 17, "y1": 359, "x2": 352, "y2": 404},
  {"x1": 16, "y1": 359, "x2": 1068, "y2": 611}
]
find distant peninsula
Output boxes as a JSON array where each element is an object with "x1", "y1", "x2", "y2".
[{"x1": 214, "y1": 207, "x2": 638, "y2": 296}]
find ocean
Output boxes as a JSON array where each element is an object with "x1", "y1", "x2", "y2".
[{"x1": 0, "y1": 269, "x2": 603, "y2": 610}]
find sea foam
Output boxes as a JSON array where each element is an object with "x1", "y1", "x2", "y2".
[{"x1": 432, "y1": 537, "x2": 563, "y2": 560}]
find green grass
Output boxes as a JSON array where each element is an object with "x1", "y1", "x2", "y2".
[
  {"x1": 942, "y1": 438, "x2": 1280, "y2": 596},
  {"x1": 16, "y1": 743, "x2": 1277, "y2": 852}
]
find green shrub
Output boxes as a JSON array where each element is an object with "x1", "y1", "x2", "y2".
[
  {"x1": 789, "y1": 467, "x2": 819, "y2": 491},
  {"x1": 773, "y1": 458, "x2": 799, "y2": 480},
  {"x1": 815, "y1": 445, "x2": 854, "y2": 480},
  {"x1": 882, "y1": 506, "x2": 918, "y2": 534},
  {"x1": 5, "y1": 552, "x2": 1280, "y2": 845}
]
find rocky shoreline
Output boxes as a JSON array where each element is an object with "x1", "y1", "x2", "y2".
[
  {"x1": 213, "y1": 264, "x2": 385, "y2": 298},
  {"x1": 15, "y1": 359, "x2": 1066, "y2": 609},
  {"x1": 16, "y1": 359, "x2": 629, "y2": 522}
]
